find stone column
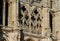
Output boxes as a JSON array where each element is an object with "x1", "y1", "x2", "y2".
[
  {"x1": 41, "y1": 7, "x2": 51, "y2": 41},
  {"x1": 3, "y1": 0, "x2": 19, "y2": 41},
  {"x1": 52, "y1": 0, "x2": 60, "y2": 41},
  {"x1": 8, "y1": 0, "x2": 18, "y2": 29},
  {"x1": 41, "y1": 0, "x2": 52, "y2": 41}
]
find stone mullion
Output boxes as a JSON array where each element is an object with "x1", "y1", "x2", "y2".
[
  {"x1": 12, "y1": 0, "x2": 18, "y2": 29},
  {"x1": 16, "y1": 0, "x2": 19, "y2": 28},
  {"x1": 3, "y1": 1, "x2": 6, "y2": 40},
  {"x1": 24, "y1": 4, "x2": 32, "y2": 32},
  {"x1": 8, "y1": 1, "x2": 13, "y2": 28}
]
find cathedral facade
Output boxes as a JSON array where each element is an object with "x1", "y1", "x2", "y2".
[{"x1": 0, "y1": 0, "x2": 60, "y2": 41}]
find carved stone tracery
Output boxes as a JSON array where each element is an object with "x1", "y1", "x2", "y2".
[{"x1": 19, "y1": 3, "x2": 43, "y2": 35}]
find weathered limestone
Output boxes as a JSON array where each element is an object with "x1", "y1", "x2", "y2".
[
  {"x1": 52, "y1": 0, "x2": 60, "y2": 41},
  {"x1": 3, "y1": 0, "x2": 19, "y2": 41},
  {"x1": 40, "y1": 0, "x2": 51, "y2": 41},
  {"x1": 2, "y1": 0, "x2": 60, "y2": 41},
  {"x1": 18, "y1": 0, "x2": 52, "y2": 41}
]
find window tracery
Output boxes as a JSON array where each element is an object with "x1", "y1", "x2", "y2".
[{"x1": 19, "y1": 4, "x2": 43, "y2": 35}]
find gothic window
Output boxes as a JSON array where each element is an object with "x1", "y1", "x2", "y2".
[
  {"x1": 19, "y1": 2, "x2": 42, "y2": 35},
  {"x1": 19, "y1": 3, "x2": 29, "y2": 27}
]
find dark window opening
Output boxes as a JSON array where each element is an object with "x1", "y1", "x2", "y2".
[
  {"x1": 5, "y1": 2, "x2": 8, "y2": 26},
  {"x1": 49, "y1": 12, "x2": 52, "y2": 32},
  {"x1": 21, "y1": 6, "x2": 26, "y2": 12},
  {"x1": 34, "y1": 9, "x2": 38, "y2": 15},
  {"x1": 31, "y1": 22, "x2": 33, "y2": 27},
  {"x1": 31, "y1": 16, "x2": 36, "y2": 21},
  {"x1": 25, "y1": 15, "x2": 29, "y2": 20}
]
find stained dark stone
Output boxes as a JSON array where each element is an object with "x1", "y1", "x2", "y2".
[
  {"x1": 21, "y1": 6, "x2": 26, "y2": 12},
  {"x1": 34, "y1": 9, "x2": 38, "y2": 15},
  {"x1": 25, "y1": 15, "x2": 29, "y2": 20},
  {"x1": 31, "y1": 16, "x2": 35, "y2": 21}
]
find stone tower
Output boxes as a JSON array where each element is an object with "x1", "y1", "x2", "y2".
[{"x1": 0, "y1": 0, "x2": 60, "y2": 41}]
